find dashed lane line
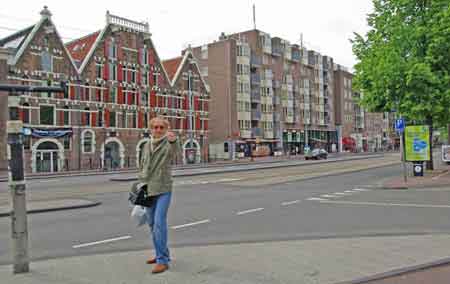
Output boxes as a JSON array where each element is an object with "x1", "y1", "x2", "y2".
[
  {"x1": 171, "y1": 219, "x2": 211, "y2": 230},
  {"x1": 72, "y1": 235, "x2": 132, "y2": 249},
  {"x1": 281, "y1": 200, "x2": 301, "y2": 206},
  {"x1": 236, "y1": 208, "x2": 265, "y2": 215}
]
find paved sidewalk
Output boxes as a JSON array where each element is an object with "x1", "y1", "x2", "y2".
[
  {"x1": 381, "y1": 163, "x2": 450, "y2": 189},
  {"x1": 1, "y1": 234, "x2": 450, "y2": 284}
]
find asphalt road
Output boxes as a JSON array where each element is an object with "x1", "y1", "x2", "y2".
[{"x1": 0, "y1": 156, "x2": 449, "y2": 267}]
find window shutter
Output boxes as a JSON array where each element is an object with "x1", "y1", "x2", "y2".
[
  {"x1": 58, "y1": 110, "x2": 64, "y2": 126},
  {"x1": 103, "y1": 86, "x2": 109, "y2": 102},
  {"x1": 69, "y1": 85, "x2": 75, "y2": 100},
  {"x1": 137, "y1": 68, "x2": 141, "y2": 85},
  {"x1": 126, "y1": 92, "x2": 131, "y2": 105},
  {"x1": 81, "y1": 111, "x2": 86, "y2": 126},
  {"x1": 118, "y1": 87, "x2": 124, "y2": 104},
  {"x1": 103, "y1": 65, "x2": 109, "y2": 81},
  {"x1": 150, "y1": 90, "x2": 156, "y2": 107},
  {"x1": 138, "y1": 111, "x2": 143, "y2": 128},
  {"x1": 196, "y1": 115, "x2": 201, "y2": 130},
  {"x1": 91, "y1": 112, "x2": 97, "y2": 127},
  {"x1": 194, "y1": 96, "x2": 199, "y2": 111},
  {"x1": 149, "y1": 49, "x2": 154, "y2": 65},
  {"x1": 104, "y1": 109, "x2": 110, "y2": 127},
  {"x1": 118, "y1": 64, "x2": 123, "y2": 81}
]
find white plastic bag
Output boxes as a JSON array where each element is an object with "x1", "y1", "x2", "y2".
[{"x1": 131, "y1": 205, "x2": 147, "y2": 227}]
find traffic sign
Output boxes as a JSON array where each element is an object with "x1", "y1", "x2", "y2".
[{"x1": 395, "y1": 118, "x2": 405, "y2": 133}]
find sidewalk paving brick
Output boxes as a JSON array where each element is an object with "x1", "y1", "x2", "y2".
[{"x1": 1, "y1": 234, "x2": 450, "y2": 284}]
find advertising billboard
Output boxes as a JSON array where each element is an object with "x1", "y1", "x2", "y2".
[{"x1": 405, "y1": 125, "x2": 430, "y2": 161}]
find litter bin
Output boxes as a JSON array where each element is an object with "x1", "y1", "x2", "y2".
[{"x1": 413, "y1": 162, "x2": 424, "y2": 177}]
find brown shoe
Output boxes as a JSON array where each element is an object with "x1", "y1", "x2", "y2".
[
  {"x1": 146, "y1": 257, "x2": 156, "y2": 264},
  {"x1": 152, "y1": 263, "x2": 169, "y2": 274}
]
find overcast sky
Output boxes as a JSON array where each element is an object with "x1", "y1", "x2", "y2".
[{"x1": 0, "y1": 0, "x2": 373, "y2": 69}]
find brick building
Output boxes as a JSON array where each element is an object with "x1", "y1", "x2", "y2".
[
  {"x1": 0, "y1": 7, "x2": 209, "y2": 174},
  {"x1": 334, "y1": 64, "x2": 393, "y2": 152},
  {"x1": 192, "y1": 30, "x2": 338, "y2": 159}
]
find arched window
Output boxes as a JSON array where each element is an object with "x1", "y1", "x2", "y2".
[{"x1": 82, "y1": 130, "x2": 95, "y2": 154}]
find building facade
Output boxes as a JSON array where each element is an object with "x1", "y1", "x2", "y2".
[
  {"x1": 0, "y1": 7, "x2": 209, "y2": 174},
  {"x1": 334, "y1": 64, "x2": 393, "y2": 152},
  {"x1": 192, "y1": 30, "x2": 338, "y2": 160}
]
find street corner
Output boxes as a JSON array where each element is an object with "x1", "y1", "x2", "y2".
[
  {"x1": 380, "y1": 168, "x2": 450, "y2": 190},
  {"x1": 0, "y1": 199, "x2": 101, "y2": 218}
]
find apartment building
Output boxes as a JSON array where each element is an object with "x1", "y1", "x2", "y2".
[
  {"x1": 0, "y1": 7, "x2": 209, "y2": 173},
  {"x1": 193, "y1": 29, "x2": 338, "y2": 159},
  {"x1": 334, "y1": 64, "x2": 393, "y2": 152}
]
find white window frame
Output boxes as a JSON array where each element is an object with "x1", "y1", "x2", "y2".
[
  {"x1": 81, "y1": 129, "x2": 95, "y2": 154},
  {"x1": 63, "y1": 106, "x2": 71, "y2": 126},
  {"x1": 39, "y1": 104, "x2": 56, "y2": 126},
  {"x1": 95, "y1": 63, "x2": 103, "y2": 79}
]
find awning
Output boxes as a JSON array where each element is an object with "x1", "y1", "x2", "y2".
[{"x1": 23, "y1": 127, "x2": 73, "y2": 138}]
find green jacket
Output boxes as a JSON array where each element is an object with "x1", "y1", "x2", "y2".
[{"x1": 138, "y1": 137, "x2": 181, "y2": 196}]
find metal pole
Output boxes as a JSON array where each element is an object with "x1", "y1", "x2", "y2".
[
  {"x1": 8, "y1": 93, "x2": 29, "y2": 273},
  {"x1": 400, "y1": 130, "x2": 407, "y2": 183}
]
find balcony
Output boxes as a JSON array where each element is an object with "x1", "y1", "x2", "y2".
[
  {"x1": 251, "y1": 54, "x2": 262, "y2": 67},
  {"x1": 251, "y1": 108, "x2": 262, "y2": 120},
  {"x1": 251, "y1": 88, "x2": 261, "y2": 102},
  {"x1": 251, "y1": 73, "x2": 260, "y2": 85},
  {"x1": 273, "y1": 112, "x2": 281, "y2": 122},
  {"x1": 251, "y1": 127, "x2": 262, "y2": 137},
  {"x1": 291, "y1": 50, "x2": 301, "y2": 62},
  {"x1": 272, "y1": 45, "x2": 283, "y2": 56},
  {"x1": 263, "y1": 130, "x2": 274, "y2": 139}
]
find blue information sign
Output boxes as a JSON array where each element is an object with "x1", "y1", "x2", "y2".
[{"x1": 395, "y1": 118, "x2": 405, "y2": 133}]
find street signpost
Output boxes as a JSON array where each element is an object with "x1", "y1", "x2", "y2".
[
  {"x1": 0, "y1": 82, "x2": 66, "y2": 274},
  {"x1": 395, "y1": 118, "x2": 407, "y2": 183}
]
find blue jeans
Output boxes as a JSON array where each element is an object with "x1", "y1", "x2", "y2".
[{"x1": 145, "y1": 191, "x2": 172, "y2": 265}]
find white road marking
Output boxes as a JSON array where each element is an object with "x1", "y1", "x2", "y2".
[
  {"x1": 307, "y1": 197, "x2": 329, "y2": 201},
  {"x1": 236, "y1": 207, "x2": 265, "y2": 215},
  {"x1": 344, "y1": 190, "x2": 355, "y2": 193},
  {"x1": 171, "y1": 219, "x2": 211, "y2": 230},
  {"x1": 352, "y1": 188, "x2": 371, "y2": 192},
  {"x1": 281, "y1": 200, "x2": 301, "y2": 206},
  {"x1": 320, "y1": 194, "x2": 338, "y2": 198},
  {"x1": 319, "y1": 200, "x2": 450, "y2": 209},
  {"x1": 72, "y1": 235, "x2": 132, "y2": 249},
  {"x1": 334, "y1": 192, "x2": 351, "y2": 196},
  {"x1": 217, "y1": 178, "x2": 243, "y2": 182},
  {"x1": 200, "y1": 181, "x2": 209, "y2": 184},
  {"x1": 36, "y1": 179, "x2": 62, "y2": 183}
]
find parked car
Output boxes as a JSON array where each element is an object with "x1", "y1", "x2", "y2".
[{"x1": 305, "y1": 148, "x2": 328, "y2": 160}]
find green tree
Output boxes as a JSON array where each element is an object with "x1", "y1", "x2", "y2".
[{"x1": 352, "y1": 0, "x2": 450, "y2": 169}]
